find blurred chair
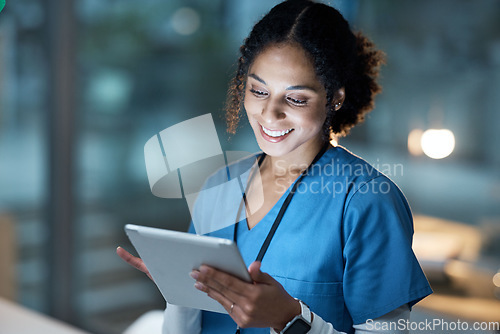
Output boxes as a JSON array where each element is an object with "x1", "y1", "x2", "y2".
[
  {"x1": 413, "y1": 215, "x2": 500, "y2": 325},
  {"x1": 413, "y1": 215, "x2": 482, "y2": 261},
  {"x1": 0, "y1": 214, "x2": 17, "y2": 301},
  {"x1": 413, "y1": 214, "x2": 499, "y2": 298},
  {"x1": 413, "y1": 215, "x2": 482, "y2": 283}
]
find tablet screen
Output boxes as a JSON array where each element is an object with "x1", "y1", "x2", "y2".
[{"x1": 125, "y1": 224, "x2": 251, "y2": 313}]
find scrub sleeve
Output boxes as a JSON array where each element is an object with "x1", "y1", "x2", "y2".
[{"x1": 341, "y1": 175, "x2": 432, "y2": 325}]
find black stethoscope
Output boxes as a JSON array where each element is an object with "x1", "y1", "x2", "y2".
[{"x1": 231, "y1": 144, "x2": 329, "y2": 333}]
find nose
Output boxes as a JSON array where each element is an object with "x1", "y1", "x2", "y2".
[{"x1": 261, "y1": 98, "x2": 285, "y2": 123}]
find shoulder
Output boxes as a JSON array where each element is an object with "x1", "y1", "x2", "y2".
[
  {"x1": 311, "y1": 145, "x2": 399, "y2": 195},
  {"x1": 319, "y1": 146, "x2": 413, "y2": 234},
  {"x1": 314, "y1": 146, "x2": 382, "y2": 179}
]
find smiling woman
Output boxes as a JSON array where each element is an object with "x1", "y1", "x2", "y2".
[{"x1": 118, "y1": 1, "x2": 432, "y2": 333}]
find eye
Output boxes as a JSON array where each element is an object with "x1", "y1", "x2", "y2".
[
  {"x1": 250, "y1": 88, "x2": 268, "y2": 97},
  {"x1": 286, "y1": 96, "x2": 307, "y2": 106}
]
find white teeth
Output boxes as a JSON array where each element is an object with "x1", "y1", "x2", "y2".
[{"x1": 261, "y1": 125, "x2": 293, "y2": 137}]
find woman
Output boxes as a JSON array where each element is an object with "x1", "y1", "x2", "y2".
[{"x1": 118, "y1": 1, "x2": 432, "y2": 333}]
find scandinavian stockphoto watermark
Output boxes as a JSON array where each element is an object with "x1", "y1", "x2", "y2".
[
  {"x1": 365, "y1": 318, "x2": 500, "y2": 332},
  {"x1": 275, "y1": 175, "x2": 396, "y2": 197},
  {"x1": 274, "y1": 158, "x2": 404, "y2": 179},
  {"x1": 273, "y1": 158, "x2": 404, "y2": 197}
]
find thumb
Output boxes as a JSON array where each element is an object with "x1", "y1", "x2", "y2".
[{"x1": 248, "y1": 261, "x2": 273, "y2": 284}]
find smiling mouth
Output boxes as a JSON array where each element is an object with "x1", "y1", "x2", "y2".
[{"x1": 260, "y1": 124, "x2": 294, "y2": 137}]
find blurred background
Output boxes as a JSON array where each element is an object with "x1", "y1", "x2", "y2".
[{"x1": 0, "y1": 0, "x2": 499, "y2": 333}]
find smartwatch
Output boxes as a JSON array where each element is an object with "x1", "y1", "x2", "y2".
[{"x1": 280, "y1": 299, "x2": 312, "y2": 334}]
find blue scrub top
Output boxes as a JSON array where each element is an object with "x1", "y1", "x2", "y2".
[{"x1": 194, "y1": 146, "x2": 432, "y2": 334}]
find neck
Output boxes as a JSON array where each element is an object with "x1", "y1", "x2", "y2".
[{"x1": 265, "y1": 138, "x2": 328, "y2": 178}]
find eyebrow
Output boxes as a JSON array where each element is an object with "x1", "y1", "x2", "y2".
[
  {"x1": 249, "y1": 73, "x2": 266, "y2": 85},
  {"x1": 248, "y1": 73, "x2": 318, "y2": 92},
  {"x1": 286, "y1": 85, "x2": 316, "y2": 92}
]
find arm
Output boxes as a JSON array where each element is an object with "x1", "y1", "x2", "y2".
[{"x1": 193, "y1": 261, "x2": 411, "y2": 334}]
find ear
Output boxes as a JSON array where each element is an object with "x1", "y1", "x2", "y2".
[{"x1": 333, "y1": 87, "x2": 345, "y2": 111}]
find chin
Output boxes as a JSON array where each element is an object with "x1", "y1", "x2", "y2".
[
  {"x1": 255, "y1": 138, "x2": 296, "y2": 157},
  {"x1": 259, "y1": 146, "x2": 290, "y2": 157}
]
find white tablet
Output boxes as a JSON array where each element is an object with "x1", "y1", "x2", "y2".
[{"x1": 124, "y1": 224, "x2": 251, "y2": 313}]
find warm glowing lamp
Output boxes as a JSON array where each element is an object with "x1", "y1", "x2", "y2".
[
  {"x1": 493, "y1": 272, "x2": 500, "y2": 288},
  {"x1": 408, "y1": 129, "x2": 424, "y2": 156},
  {"x1": 420, "y1": 129, "x2": 455, "y2": 159}
]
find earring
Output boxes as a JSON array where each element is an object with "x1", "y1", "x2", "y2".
[{"x1": 335, "y1": 103, "x2": 342, "y2": 109}]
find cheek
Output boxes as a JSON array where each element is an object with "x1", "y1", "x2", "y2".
[
  {"x1": 316, "y1": 103, "x2": 329, "y2": 123},
  {"x1": 243, "y1": 97, "x2": 249, "y2": 115},
  {"x1": 243, "y1": 96, "x2": 258, "y2": 118},
  {"x1": 318, "y1": 110, "x2": 327, "y2": 125},
  {"x1": 299, "y1": 107, "x2": 328, "y2": 129}
]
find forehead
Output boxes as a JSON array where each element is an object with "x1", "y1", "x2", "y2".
[{"x1": 248, "y1": 43, "x2": 322, "y2": 88}]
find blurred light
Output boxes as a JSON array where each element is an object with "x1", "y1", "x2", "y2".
[
  {"x1": 171, "y1": 7, "x2": 200, "y2": 36},
  {"x1": 87, "y1": 70, "x2": 132, "y2": 113},
  {"x1": 407, "y1": 129, "x2": 424, "y2": 156},
  {"x1": 493, "y1": 272, "x2": 500, "y2": 288},
  {"x1": 421, "y1": 129, "x2": 455, "y2": 159}
]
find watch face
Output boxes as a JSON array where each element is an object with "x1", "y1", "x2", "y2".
[{"x1": 284, "y1": 318, "x2": 311, "y2": 334}]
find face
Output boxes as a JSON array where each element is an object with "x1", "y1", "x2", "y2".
[{"x1": 244, "y1": 43, "x2": 328, "y2": 159}]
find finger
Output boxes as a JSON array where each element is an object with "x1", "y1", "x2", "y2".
[
  {"x1": 116, "y1": 246, "x2": 153, "y2": 280},
  {"x1": 196, "y1": 265, "x2": 252, "y2": 302},
  {"x1": 117, "y1": 246, "x2": 144, "y2": 270},
  {"x1": 196, "y1": 280, "x2": 240, "y2": 318},
  {"x1": 198, "y1": 281, "x2": 262, "y2": 329},
  {"x1": 248, "y1": 261, "x2": 274, "y2": 284}
]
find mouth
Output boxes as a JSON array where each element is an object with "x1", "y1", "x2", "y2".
[{"x1": 259, "y1": 124, "x2": 294, "y2": 143}]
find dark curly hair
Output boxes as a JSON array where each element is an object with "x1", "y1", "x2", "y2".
[{"x1": 225, "y1": 0, "x2": 385, "y2": 139}]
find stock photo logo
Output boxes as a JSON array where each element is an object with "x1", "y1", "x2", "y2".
[{"x1": 144, "y1": 113, "x2": 263, "y2": 235}]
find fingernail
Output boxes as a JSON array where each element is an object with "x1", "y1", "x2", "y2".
[
  {"x1": 194, "y1": 282, "x2": 204, "y2": 291},
  {"x1": 190, "y1": 271, "x2": 199, "y2": 280}
]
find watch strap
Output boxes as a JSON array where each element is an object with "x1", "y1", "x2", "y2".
[
  {"x1": 296, "y1": 299, "x2": 312, "y2": 323},
  {"x1": 279, "y1": 299, "x2": 312, "y2": 334}
]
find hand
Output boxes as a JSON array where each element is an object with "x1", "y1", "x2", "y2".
[
  {"x1": 116, "y1": 246, "x2": 153, "y2": 281},
  {"x1": 190, "y1": 261, "x2": 300, "y2": 330}
]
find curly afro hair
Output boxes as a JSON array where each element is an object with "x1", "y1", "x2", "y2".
[{"x1": 225, "y1": 0, "x2": 385, "y2": 140}]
